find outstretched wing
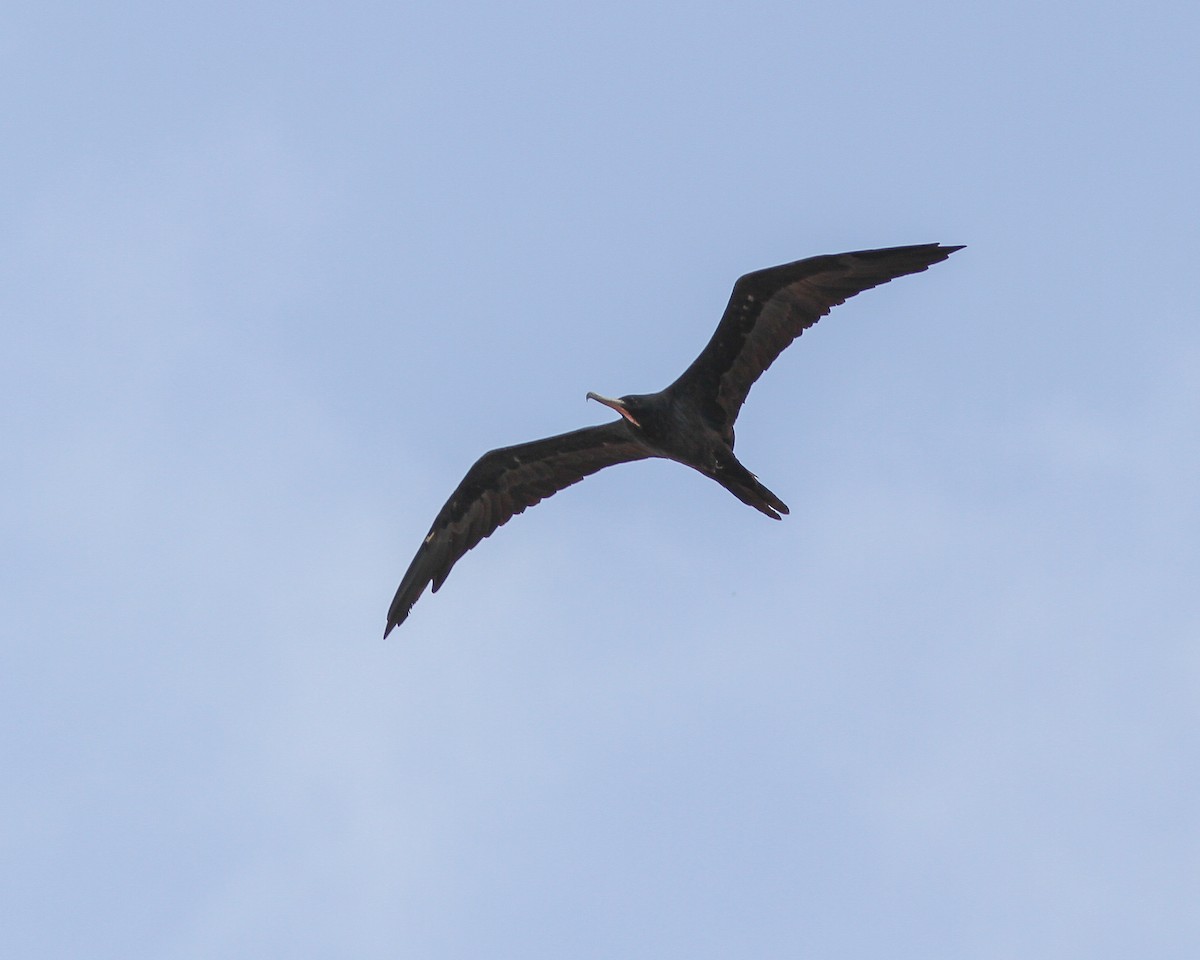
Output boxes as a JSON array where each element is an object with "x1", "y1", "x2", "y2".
[
  {"x1": 385, "y1": 420, "x2": 651, "y2": 635},
  {"x1": 668, "y1": 244, "x2": 963, "y2": 437}
]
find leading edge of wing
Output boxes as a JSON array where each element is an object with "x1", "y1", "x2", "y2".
[{"x1": 384, "y1": 419, "x2": 650, "y2": 636}]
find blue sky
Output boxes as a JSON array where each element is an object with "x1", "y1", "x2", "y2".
[{"x1": 4, "y1": 1, "x2": 1199, "y2": 956}]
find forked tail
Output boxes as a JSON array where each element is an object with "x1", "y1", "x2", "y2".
[{"x1": 714, "y1": 456, "x2": 790, "y2": 520}]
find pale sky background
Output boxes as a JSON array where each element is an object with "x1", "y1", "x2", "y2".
[{"x1": 4, "y1": 1, "x2": 1199, "y2": 957}]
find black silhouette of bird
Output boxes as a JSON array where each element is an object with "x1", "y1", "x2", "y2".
[{"x1": 385, "y1": 243, "x2": 962, "y2": 635}]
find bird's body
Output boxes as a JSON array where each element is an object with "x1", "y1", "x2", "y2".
[
  {"x1": 385, "y1": 243, "x2": 962, "y2": 635},
  {"x1": 593, "y1": 389, "x2": 790, "y2": 519}
]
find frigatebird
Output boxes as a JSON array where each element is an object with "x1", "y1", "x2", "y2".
[{"x1": 385, "y1": 243, "x2": 962, "y2": 635}]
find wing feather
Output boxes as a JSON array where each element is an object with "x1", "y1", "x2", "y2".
[
  {"x1": 385, "y1": 420, "x2": 650, "y2": 635},
  {"x1": 668, "y1": 244, "x2": 963, "y2": 436}
]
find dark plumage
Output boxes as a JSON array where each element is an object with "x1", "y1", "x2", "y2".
[{"x1": 385, "y1": 243, "x2": 963, "y2": 635}]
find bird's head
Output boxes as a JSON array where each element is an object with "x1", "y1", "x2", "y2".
[{"x1": 586, "y1": 391, "x2": 647, "y2": 428}]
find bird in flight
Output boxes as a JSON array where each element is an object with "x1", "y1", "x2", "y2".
[{"x1": 385, "y1": 243, "x2": 962, "y2": 636}]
